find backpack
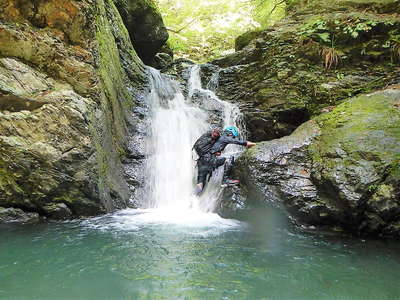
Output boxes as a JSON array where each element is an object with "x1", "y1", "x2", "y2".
[{"x1": 193, "y1": 131, "x2": 214, "y2": 157}]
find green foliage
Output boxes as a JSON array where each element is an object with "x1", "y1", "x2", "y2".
[
  {"x1": 156, "y1": 0, "x2": 286, "y2": 61},
  {"x1": 157, "y1": 0, "x2": 399, "y2": 62},
  {"x1": 341, "y1": 18, "x2": 391, "y2": 39},
  {"x1": 156, "y1": 0, "x2": 259, "y2": 61},
  {"x1": 298, "y1": 17, "x2": 332, "y2": 43},
  {"x1": 251, "y1": 0, "x2": 287, "y2": 27},
  {"x1": 298, "y1": 13, "x2": 399, "y2": 56},
  {"x1": 367, "y1": 184, "x2": 379, "y2": 193}
]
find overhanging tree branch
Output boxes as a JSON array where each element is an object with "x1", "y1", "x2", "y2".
[
  {"x1": 167, "y1": 18, "x2": 198, "y2": 34},
  {"x1": 268, "y1": 0, "x2": 286, "y2": 16}
]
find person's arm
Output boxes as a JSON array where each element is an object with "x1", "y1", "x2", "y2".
[
  {"x1": 225, "y1": 136, "x2": 256, "y2": 148},
  {"x1": 210, "y1": 136, "x2": 252, "y2": 154},
  {"x1": 223, "y1": 136, "x2": 247, "y2": 146}
]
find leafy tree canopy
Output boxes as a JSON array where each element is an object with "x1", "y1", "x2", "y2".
[{"x1": 156, "y1": 0, "x2": 286, "y2": 62}]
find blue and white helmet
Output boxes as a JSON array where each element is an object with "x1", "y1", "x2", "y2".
[{"x1": 224, "y1": 126, "x2": 239, "y2": 137}]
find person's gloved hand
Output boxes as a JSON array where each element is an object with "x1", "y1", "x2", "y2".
[{"x1": 246, "y1": 142, "x2": 256, "y2": 148}]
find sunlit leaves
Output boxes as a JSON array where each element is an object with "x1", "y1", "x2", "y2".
[
  {"x1": 156, "y1": 0, "x2": 257, "y2": 61},
  {"x1": 156, "y1": 0, "x2": 287, "y2": 61}
]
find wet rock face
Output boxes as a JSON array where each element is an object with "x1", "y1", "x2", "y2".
[
  {"x1": 43, "y1": 203, "x2": 72, "y2": 220},
  {"x1": 115, "y1": 0, "x2": 169, "y2": 65},
  {"x1": 216, "y1": 185, "x2": 249, "y2": 219},
  {"x1": 0, "y1": 0, "x2": 149, "y2": 218},
  {"x1": 201, "y1": 3, "x2": 399, "y2": 142},
  {"x1": 0, "y1": 207, "x2": 40, "y2": 224},
  {"x1": 198, "y1": 62, "x2": 311, "y2": 142},
  {"x1": 0, "y1": 56, "x2": 101, "y2": 216},
  {"x1": 230, "y1": 89, "x2": 400, "y2": 238}
]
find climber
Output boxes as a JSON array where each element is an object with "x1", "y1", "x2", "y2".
[
  {"x1": 192, "y1": 127, "x2": 221, "y2": 196},
  {"x1": 193, "y1": 126, "x2": 256, "y2": 196}
]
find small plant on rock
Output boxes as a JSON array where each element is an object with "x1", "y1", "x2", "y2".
[
  {"x1": 321, "y1": 47, "x2": 339, "y2": 69},
  {"x1": 392, "y1": 42, "x2": 400, "y2": 62},
  {"x1": 298, "y1": 17, "x2": 331, "y2": 44}
]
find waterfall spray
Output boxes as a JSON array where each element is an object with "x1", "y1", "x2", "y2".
[{"x1": 144, "y1": 66, "x2": 245, "y2": 213}]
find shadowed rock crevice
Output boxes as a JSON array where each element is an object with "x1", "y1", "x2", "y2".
[{"x1": 114, "y1": 0, "x2": 169, "y2": 65}]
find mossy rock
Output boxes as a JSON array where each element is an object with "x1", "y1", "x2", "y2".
[
  {"x1": 235, "y1": 30, "x2": 263, "y2": 51},
  {"x1": 0, "y1": 0, "x2": 150, "y2": 218},
  {"x1": 208, "y1": 1, "x2": 399, "y2": 142},
  {"x1": 232, "y1": 88, "x2": 400, "y2": 238}
]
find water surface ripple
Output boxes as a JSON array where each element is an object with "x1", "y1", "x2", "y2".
[{"x1": 1, "y1": 209, "x2": 400, "y2": 300}]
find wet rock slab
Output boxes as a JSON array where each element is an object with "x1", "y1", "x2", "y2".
[
  {"x1": 227, "y1": 89, "x2": 400, "y2": 238},
  {"x1": 0, "y1": 207, "x2": 40, "y2": 224}
]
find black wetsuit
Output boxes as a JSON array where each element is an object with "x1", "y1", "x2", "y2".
[
  {"x1": 195, "y1": 132, "x2": 247, "y2": 187},
  {"x1": 193, "y1": 131, "x2": 220, "y2": 186}
]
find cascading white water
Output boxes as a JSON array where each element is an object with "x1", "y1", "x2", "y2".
[
  {"x1": 144, "y1": 65, "x2": 245, "y2": 214},
  {"x1": 145, "y1": 67, "x2": 207, "y2": 211},
  {"x1": 187, "y1": 66, "x2": 246, "y2": 212}
]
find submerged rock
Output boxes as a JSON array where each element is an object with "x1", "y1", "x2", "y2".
[
  {"x1": 228, "y1": 88, "x2": 400, "y2": 238},
  {"x1": 43, "y1": 203, "x2": 73, "y2": 220}
]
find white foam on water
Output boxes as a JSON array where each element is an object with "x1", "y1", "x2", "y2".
[
  {"x1": 115, "y1": 208, "x2": 242, "y2": 228},
  {"x1": 80, "y1": 208, "x2": 245, "y2": 236}
]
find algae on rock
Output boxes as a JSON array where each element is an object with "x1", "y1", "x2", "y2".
[
  {"x1": 199, "y1": 0, "x2": 399, "y2": 142},
  {"x1": 0, "y1": 0, "x2": 150, "y2": 219},
  {"x1": 230, "y1": 88, "x2": 400, "y2": 238}
]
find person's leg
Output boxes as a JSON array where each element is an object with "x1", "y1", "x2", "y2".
[
  {"x1": 194, "y1": 163, "x2": 209, "y2": 196},
  {"x1": 193, "y1": 183, "x2": 203, "y2": 196},
  {"x1": 222, "y1": 156, "x2": 239, "y2": 185},
  {"x1": 213, "y1": 157, "x2": 226, "y2": 169}
]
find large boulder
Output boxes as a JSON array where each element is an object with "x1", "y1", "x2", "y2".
[
  {"x1": 199, "y1": 0, "x2": 399, "y2": 142},
  {"x1": 43, "y1": 203, "x2": 73, "y2": 220},
  {"x1": 229, "y1": 88, "x2": 400, "y2": 238},
  {"x1": 115, "y1": 0, "x2": 169, "y2": 65},
  {"x1": 0, "y1": 0, "x2": 150, "y2": 218}
]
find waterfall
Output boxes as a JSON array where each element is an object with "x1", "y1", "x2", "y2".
[{"x1": 143, "y1": 65, "x2": 245, "y2": 213}]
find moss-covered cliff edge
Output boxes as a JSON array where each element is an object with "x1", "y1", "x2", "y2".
[
  {"x1": 0, "y1": 0, "x2": 163, "y2": 221},
  {"x1": 198, "y1": 0, "x2": 399, "y2": 142}
]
